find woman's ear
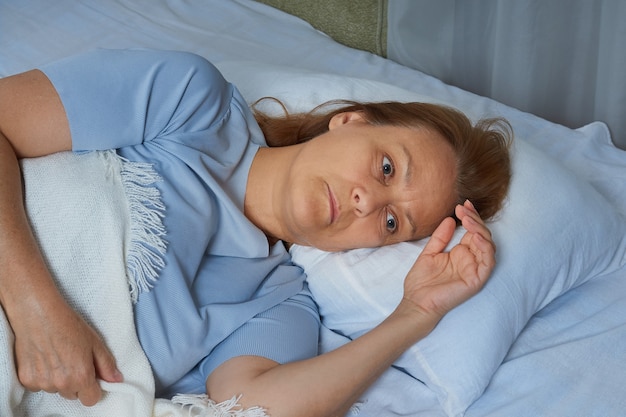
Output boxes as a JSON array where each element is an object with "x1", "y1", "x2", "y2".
[{"x1": 328, "y1": 111, "x2": 366, "y2": 130}]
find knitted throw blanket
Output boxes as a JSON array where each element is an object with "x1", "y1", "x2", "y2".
[{"x1": 0, "y1": 151, "x2": 267, "y2": 417}]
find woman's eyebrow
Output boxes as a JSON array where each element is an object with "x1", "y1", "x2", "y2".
[
  {"x1": 401, "y1": 144, "x2": 417, "y2": 237},
  {"x1": 402, "y1": 144, "x2": 413, "y2": 184},
  {"x1": 406, "y1": 211, "x2": 417, "y2": 237}
]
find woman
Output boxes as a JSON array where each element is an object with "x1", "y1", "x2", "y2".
[{"x1": 0, "y1": 49, "x2": 511, "y2": 417}]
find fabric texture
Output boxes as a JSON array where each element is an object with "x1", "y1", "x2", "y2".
[
  {"x1": 39, "y1": 49, "x2": 320, "y2": 397},
  {"x1": 0, "y1": 150, "x2": 268, "y2": 417}
]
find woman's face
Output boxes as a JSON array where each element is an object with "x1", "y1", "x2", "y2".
[{"x1": 278, "y1": 112, "x2": 458, "y2": 252}]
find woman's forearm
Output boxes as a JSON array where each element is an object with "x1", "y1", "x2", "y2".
[
  {"x1": 0, "y1": 134, "x2": 61, "y2": 317},
  {"x1": 0, "y1": 67, "x2": 97, "y2": 335},
  {"x1": 0, "y1": 69, "x2": 76, "y2": 315},
  {"x1": 208, "y1": 301, "x2": 440, "y2": 417}
]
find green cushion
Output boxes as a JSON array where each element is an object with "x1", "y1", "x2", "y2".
[{"x1": 255, "y1": 0, "x2": 387, "y2": 56}]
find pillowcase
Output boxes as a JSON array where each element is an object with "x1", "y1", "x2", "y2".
[
  {"x1": 216, "y1": 61, "x2": 626, "y2": 417},
  {"x1": 290, "y1": 138, "x2": 626, "y2": 417}
]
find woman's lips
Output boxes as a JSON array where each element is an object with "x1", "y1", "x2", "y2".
[{"x1": 328, "y1": 184, "x2": 339, "y2": 224}]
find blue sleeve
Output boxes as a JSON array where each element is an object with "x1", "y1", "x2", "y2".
[
  {"x1": 199, "y1": 291, "x2": 320, "y2": 384},
  {"x1": 39, "y1": 49, "x2": 232, "y2": 151},
  {"x1": 159, "y1": 290, "x2": 320, "y2": 397}
]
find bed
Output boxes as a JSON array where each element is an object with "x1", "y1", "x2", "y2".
[{"x1": 1, "y1": 1, "x2": 625, "y2": 417}]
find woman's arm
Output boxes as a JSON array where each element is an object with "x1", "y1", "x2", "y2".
[
  {"x1": 207, "y1": 201, "x2": 495, "y2": 417},
  {"x1": 0, "y1": 70, "x2": 122, "y2": 405}
]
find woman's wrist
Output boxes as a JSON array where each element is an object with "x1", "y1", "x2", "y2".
[
  {"x1": 387, "y1": 298, "x2": 443, "y2": 344},
  {"x1": 0, "y1": 251, "x2": 63, "y2": 329}
]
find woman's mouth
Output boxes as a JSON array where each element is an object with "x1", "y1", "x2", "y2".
[{"x1": 327, "y1": 184, "x2": 339, "y2": 224}]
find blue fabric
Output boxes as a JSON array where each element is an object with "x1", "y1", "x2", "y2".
[{"x1": 40, "y1": 49, "x2": 320, "y2": 397}]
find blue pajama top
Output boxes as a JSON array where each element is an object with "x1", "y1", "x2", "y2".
[{"x1": 40, "y1": 49, "x2": 320, "y2": 397}]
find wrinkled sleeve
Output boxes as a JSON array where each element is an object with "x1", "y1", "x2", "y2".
[
  {"x1": 200, "y1": 290, "x2": 320, "y2": 379},
  {"x1": 163, "y1": 289, "x2": 320, "y2": 397},
  {"x1": 39, "y1": 48, "x2": 232, "y2": 151}
]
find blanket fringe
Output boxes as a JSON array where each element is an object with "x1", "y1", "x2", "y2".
[
  {"x1": 171, "y1": 394, "x2": 269, "y2": 417},
  {"x1": 101, "y1": 151, "x2": 167, "y2": 303}
]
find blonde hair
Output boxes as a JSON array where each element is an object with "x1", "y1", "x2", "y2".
[{"x1": 253, "y1": 99, "x2": 513, "y2": 223}]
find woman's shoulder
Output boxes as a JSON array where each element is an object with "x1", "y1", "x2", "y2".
[
  {"x1": 133, "y1": 48, "x2": 225, "y2": 83},
  {"x1": 42, "y1": 48, "x2": 229, "y2": 98},
  {"x1": 112, "y1": 48, "x2": 229, "y2": 96},
  {"x1": 37, "y1": 48, "x2": 235, "y2": 151}
]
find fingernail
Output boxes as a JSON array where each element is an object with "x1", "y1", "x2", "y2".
[{"x1": 465, "y1": 199, "x2": 476, "y2": 210}]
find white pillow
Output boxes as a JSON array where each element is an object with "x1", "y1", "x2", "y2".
[
  {"x1": 216, "y1": 61, "x2": 626, "y2": 417},
  {"x1": 291, "y1": 138, "x2": 626, "y2": 417}
]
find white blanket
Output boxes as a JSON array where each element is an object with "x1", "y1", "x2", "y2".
[{"x1": 0, "y1": 151, "x2": 267, "y2": 417}]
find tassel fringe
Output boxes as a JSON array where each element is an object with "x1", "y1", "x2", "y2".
[
  {"x1": 101, "y1": 151, "x2": 168, "y2": 303},
  {"x1": 98, "y1": 154, "x2": 268, "y2": 417},
  {"x1": 171, "y1": 394, "x2": 269, "y2": 417}
]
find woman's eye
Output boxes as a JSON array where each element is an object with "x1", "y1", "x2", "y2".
[
  {"x1": 385, "y1": 211, "x2": 397, "y2": 233},
  {"x1": 382, "y1": 156, "x2": 394, "y2": 178}
]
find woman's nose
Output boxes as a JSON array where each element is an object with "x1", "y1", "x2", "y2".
[{"x1": 351, "y1": 186, "x2": 382, "y2": 217}]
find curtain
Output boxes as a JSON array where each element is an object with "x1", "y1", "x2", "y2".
[{"x1": 387, "y1": 0, "x2": 626, "y2": 150}]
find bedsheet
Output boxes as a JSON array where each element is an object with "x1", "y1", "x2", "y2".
[{"x1": 1, "y1": 1, "x2": 625, "y2": 416}]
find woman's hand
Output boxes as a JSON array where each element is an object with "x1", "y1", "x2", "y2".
[
  {"x1": 11, "y1": 292, "x2": 123, "y2": 406},
  {"x1": 402, "y1": 200, "x2": 496, "y2": 319}
]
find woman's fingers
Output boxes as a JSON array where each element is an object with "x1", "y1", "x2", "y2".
[
  {"x1": 93, "y1": 336, "x2": 124, "y2": 383},
  {"x1": 421, "y1": 216, "x2": 457, "y2": 256},
  {"x1": 58, "y1": 389, "x2": 78, "y2": 400},
  {"x1": 13, "y1": 299, "x2": 122, "y2": 407},
  {"x1": 403, "y1": 201, "x2": 498, "y2": 317},
  {"x1": 449, "y1": 201, "x2": 497, "y2": 287},
  {"x1": 42, "y1": 346, "x2": 110, "y2": 406},
  {"x1": 455, "y1": 201, "x2": 495, "y2": 250},
  {"x1": 76, "y1": 377, "x2": 104, "y2": 407}
]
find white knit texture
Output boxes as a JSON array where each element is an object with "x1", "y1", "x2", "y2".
[{"x1": 0, "y1": 151, "x2": 267, "y2": 417}]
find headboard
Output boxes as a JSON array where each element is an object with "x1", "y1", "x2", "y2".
[{"x1": 255, "y1": 0, "x2": 388, "y2": 56}]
